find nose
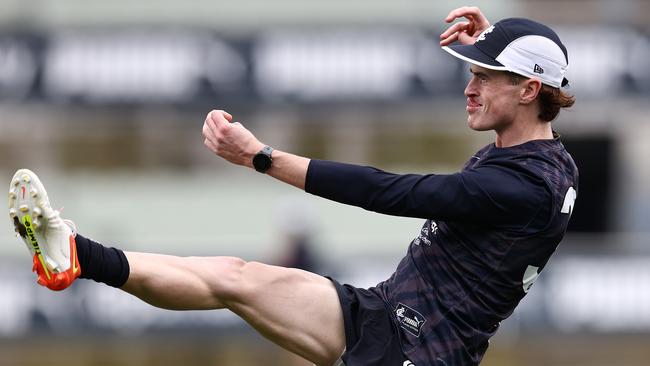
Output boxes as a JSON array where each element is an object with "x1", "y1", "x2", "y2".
[{"x1": 464, "y1": 76, "x2": 478, "y2": 97}]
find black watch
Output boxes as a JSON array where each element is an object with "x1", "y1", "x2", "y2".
[{"x1": 252, "y1": 145, "x2": 274, "y2": 173}]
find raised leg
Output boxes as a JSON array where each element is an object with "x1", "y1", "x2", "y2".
[{"x1": 122, "y1": 252, "x2": 345, "y2": 366}]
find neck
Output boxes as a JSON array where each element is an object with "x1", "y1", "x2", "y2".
[{"x1": 494, "y1": 117, "x2": 553, "y2": 148}]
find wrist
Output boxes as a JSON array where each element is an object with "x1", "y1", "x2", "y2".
[{"x1": 252, "y1": 145, "x2": 274, "y2": 173}]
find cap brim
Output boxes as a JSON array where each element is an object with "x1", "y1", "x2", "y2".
[{"x1": 442, "y1": 44, "x2": 507, "y2": 71}]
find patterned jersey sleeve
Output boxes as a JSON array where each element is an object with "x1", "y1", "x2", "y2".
[{"x1": 305, "y1": 159, "x2": 551, "y2": 229}]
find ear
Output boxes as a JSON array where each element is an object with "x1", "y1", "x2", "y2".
[{"x1": 520, "y1": 78, "x2": 542, "y2": 105}]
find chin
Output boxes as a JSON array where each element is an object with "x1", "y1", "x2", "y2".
[{"x1": 467, "y1": 118, "x2": 489, "y2": 131}]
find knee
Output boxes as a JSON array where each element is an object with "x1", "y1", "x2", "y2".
[
  {"x1": 211, "y1": 260, "x2": 272, "y2": 304},
  {"x1": 201, "y1": 256, "x2": 249, "y2": 302}
]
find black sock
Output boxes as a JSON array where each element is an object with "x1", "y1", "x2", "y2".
[{"x1": 75, "y1": 234, "x2": 130, "y2": 288}]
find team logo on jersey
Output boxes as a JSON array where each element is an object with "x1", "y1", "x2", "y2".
[
  {"x1": 413, "y1": 221, "x2": 437, "y2": 246},
  {"x1": 430, "y1": 221, "x2": 438, "y2": 235},
  {"x1": 395, "y1": 303, "x2": 426, "y2": 337}
]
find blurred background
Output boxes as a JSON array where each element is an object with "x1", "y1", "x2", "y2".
[{"x1": 1, "y1": 0, "x2": 649, "y2": 365}]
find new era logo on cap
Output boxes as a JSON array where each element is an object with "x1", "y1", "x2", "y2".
[{"x1": 442, "y1": 18, "x2": 569, "y2": 88}]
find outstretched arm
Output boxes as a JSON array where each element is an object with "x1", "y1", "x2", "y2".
[
  {"x1": 200, "y1": 110, "x2": 545, "y2": 224},
  {"x1": 305, "y1": 160, "x2": 550, "y2": 226}
]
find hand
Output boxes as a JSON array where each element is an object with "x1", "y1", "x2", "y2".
[
  {"x1": 439, "y1": 6, "x2": 491, "y2": 46},
  {"x1": 202, "y1": 110, "x2": 265, "y2": 168}
]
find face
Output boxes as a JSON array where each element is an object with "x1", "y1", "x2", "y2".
[{"x1": 464, "y1": 65, "x2": 523, "y2": 132}]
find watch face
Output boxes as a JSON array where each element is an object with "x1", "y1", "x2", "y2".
[{"x1": 253, "y1": 153, "x2": 272, "y2": 172}]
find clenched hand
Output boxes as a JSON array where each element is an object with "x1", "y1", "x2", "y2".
[{"x1": 202, "y1": 110, "x2": 265, "y2": 168}]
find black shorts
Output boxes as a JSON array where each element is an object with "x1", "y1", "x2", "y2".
[{"x1": 329, "y1": 278, "x2": 413, "y2": 366}]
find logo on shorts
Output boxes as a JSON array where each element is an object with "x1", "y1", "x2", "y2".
[
  {"x1": 403, "y1": 361, "x2": 415, "y2": 366},
  {"x1": 395, "y1": 303, "x2": 426, "y2": 337}
]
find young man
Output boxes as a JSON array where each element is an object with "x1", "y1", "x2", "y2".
[{"x1": 8, "y1": 7, "x2": 577, "y2": 366}]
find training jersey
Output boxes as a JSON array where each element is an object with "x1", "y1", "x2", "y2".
[{"x1": 305, "y1": 135, "x2": 578, "y2": 365}]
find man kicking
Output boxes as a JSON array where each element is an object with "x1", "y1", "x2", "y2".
[{"x1": 8, "y1": 6, "x2": 578, "y2": 366}]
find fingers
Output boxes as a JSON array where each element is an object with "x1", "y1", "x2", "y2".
[
  {"x1": 439, "y1": 21, "x2": 469, "y2": 46},
  {"x1": 204, "y1": 137, "x2": 217, "y2": 152},
  {"x1": 202, "y1": 109, "x2": 247, "y2": 155},
  {"x1": 469, "y1": 9, "x2": 490, "y2": 28},
  {"x1": 202, "y1": 118, "x2": 211, "y2": 138},
  {"x1": 202, "y1": 112, "x2": 224, "y2": 143},
  {"x1": 440, "y1": 21, "x2": 468, "y2": 39},
  {"x1": 445, "y1": 6, "x2": 490, "y2": 31},
  {"x1": 440, "y1": 6, "x2": 491, "y2": 46},
  {"x1": 202, "y1": 124, "x2": 219, "y2": 156},
  {"x1": 210, "y1": 109, "x2": 232, "y2": 122},
  {"x1": 206, "y1": 110, "x2": 233, "y2": 129},
  {"x1": 203, "y1": 109, "x2": 245, "y2": 142},
  {"x1": 202, "y1": 114, "x2": 216, "y2": 141},
  {"x1": 444, "y1": 6, "x2": 481, "y2": 23}
]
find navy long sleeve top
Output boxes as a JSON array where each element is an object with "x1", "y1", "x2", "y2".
[{"x1": 305, "y1": 135, "x2": 578, "y2": 365}]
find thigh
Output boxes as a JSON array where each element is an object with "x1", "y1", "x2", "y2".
[{"x1": 224, "y1": 261, "x2": 345, "y2": 366}]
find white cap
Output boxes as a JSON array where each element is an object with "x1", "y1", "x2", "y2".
[{"x1": 442, "y1": 18, "x2": 569, "y2": 88}]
